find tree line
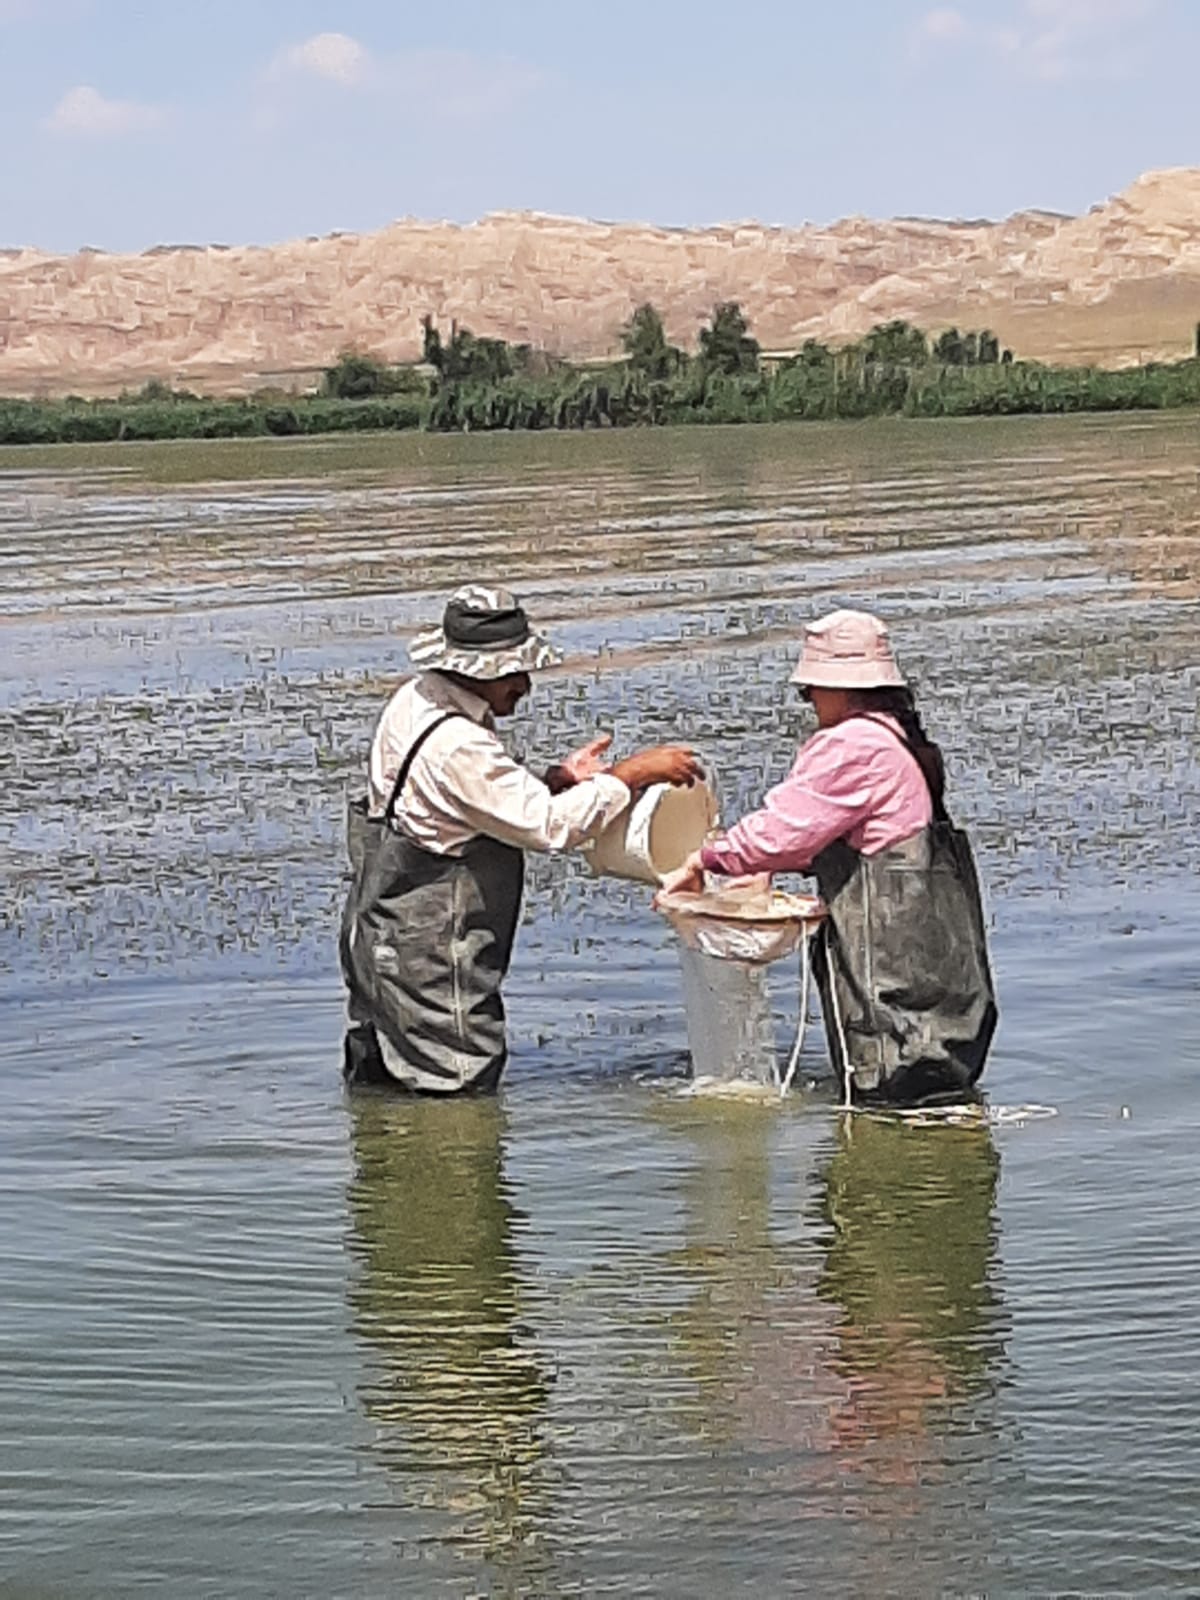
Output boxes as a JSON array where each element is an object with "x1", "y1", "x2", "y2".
[
  {"x1": 2, "y1": 304, "x2": 1200, "y2": 445},
  {"x1": 309, "y1": 303, "x2": 1200, "y2": 432}
]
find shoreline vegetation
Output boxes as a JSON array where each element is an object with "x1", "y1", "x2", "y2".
[{"x1": 4, "y1": 303, "x2": 1200, "y2": 446}]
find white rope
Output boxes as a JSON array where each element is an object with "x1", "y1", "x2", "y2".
[
  {"x1": 824, "y1": 933, "x2": 854, "y2": 1111},
  {"x1": 778, "y1": 932, "x2": 812, "y2": 1097}
]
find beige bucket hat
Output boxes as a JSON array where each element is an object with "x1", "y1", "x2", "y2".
[
  {"x1": 408, "y1": 584, "x2": 562, "y2": 680},
  {"x1": 789, "y1": 608, "x2": 907, "y2": 690}
]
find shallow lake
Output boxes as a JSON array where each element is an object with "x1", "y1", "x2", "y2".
[{"x1": 3, "y1": 414, "x2": 1200, "y2": 1596}]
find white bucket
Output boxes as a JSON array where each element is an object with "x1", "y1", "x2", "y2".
[{"x1": 584, "y1": 779, "x2": 718, "y2": 886}]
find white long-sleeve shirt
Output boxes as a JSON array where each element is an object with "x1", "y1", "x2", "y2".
[{"x1": 367, "y1": 671, "x2": 631, "y2": 857}]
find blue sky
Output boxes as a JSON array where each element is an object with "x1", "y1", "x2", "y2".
[{"x1": 0, "y1": 0, "x2": 1195, "y2": 252}]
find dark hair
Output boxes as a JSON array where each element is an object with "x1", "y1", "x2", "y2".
[{"x1": 848, "y1": 686, "x2": 946, "y2": 814}]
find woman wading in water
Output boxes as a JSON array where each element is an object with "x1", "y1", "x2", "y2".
[{"x1": 659, "y1": 610, "x2": 997, "y2": 1106}]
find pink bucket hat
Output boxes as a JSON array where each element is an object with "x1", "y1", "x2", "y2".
[{"x1": 789, "y1": 609, "x2": 907, "y2": 690}]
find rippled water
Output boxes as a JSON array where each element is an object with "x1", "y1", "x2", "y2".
[{"x1": 3, "y1": 416, "x2": 1200, "y2": 1596}]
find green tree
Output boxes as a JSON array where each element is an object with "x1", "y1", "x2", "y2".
[
  {"x1": 321, "y1": 348, "x2": 393, "y2": 399},
  {"x1": 421, "y1": 315, "x2": 443, "y2": 369},
  {"x1": 698, "y1": 302, "x2": 760, "y2": 375},
  {"x1": 421, "y1": 318, "x2": 511, "y2": 382},
  {"x1": 934, "y1": 328, "x2": 966, "y2": 366},
  {"x1": 795, "y1": 338, "x2": 834, "y2": 368},
  {"x1": 620, "y1": 302, "x2": 682, "y2": 379},
  {"x1": 861, "y1": 320, "x2": 928, "y2": 365},
  {"x1": 139, "y1": 378, "x2": 178, "y2": 402},
  {"x1": 934, "y1": 327, "x2": 1002, "y2": 367}
]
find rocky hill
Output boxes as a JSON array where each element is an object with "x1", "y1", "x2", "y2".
[{"x1": 3, "y1": 168, "x2": 1199, "y2": 396}]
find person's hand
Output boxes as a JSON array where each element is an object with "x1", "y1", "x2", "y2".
[
  {"x1": 611, "y1": 745, "x2": 704, "y2": 793},
  {"x1": 654, "y1": 850, "x2": 706, "y2": 903},
  {"x1": 560, "y1": 733, "x2": 613, "y2": 784}
]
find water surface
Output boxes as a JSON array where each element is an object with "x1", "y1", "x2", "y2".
[{"x1": 3, "y1": 416, "x2": 1200, "y2": 1595}]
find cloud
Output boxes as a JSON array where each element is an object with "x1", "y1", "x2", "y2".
[
  {"x1": 261, "y1": 33, "x2": 543, "y2": 123},
  {"x1": 915, "y1": 7, "x2": 968, "y2": 45},
  {"x1": 907, "y1": 7, "x2": 969, "y2": 62},
  {"x1": 272, "y1": 31, "x2": 370, "y2": 87},
  {"x1": 998, "y1": 0, "x2": 1156, "y2": 80},
  {"x1": 44, "y1": 84, "x2": 165, "y2": 137},
  {"x1": 910, "y1": 0, "x2": 1156, "y2": 80}
]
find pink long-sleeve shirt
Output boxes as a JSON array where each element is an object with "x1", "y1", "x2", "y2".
[{"x1": 700, "y1": 715, "x2": 932, "y2": 878}]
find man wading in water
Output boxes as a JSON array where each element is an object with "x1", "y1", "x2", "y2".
[{"x1": 341, "y1": 584, "x2": 701, "y2": 1094}]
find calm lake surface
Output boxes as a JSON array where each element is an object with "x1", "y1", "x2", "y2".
[{"x1": 2, "y1": 415, "x2": 1199, "y2": 1597}]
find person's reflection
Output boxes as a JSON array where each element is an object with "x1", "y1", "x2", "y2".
[
  {"x1": 817, "y1": 1114, "x2": 1004, "y2": 1487},
  {"x1": 663, "y1": 1104, "x2": 837, "y2": 1454},
  {"x1": 664, "y1": 1106, "x2": 1005, "y2": 1487},
  {"x1": 345, "y1": 1093, "x2": 550, "y2": 1571}
]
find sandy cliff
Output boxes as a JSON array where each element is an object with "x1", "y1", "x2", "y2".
[{"x1": 2, "y1": 168, "x2": 1199, "y2": 396}]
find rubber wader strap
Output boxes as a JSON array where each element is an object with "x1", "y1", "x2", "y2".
[{"x1": 383, "y1": 712, "x2": 463, "y2": 830}]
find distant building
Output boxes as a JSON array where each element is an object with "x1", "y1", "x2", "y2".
[{"x1": 757, "y1": 349, "x2": 803, "y2": 375}]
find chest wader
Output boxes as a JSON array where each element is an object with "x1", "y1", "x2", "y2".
[
  {"x1": 810, "y1": 721, "x2": 998, "y2": 1107},
  {"x1": 340, "y1": 713, "x2": 525, "y2": 1094}
]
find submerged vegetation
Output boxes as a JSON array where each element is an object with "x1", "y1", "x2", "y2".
[{"x1": 5, "y1": 306, "x2": 1200, "y2": 445}]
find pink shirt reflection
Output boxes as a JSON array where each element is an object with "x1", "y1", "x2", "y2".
[{"x1": 700, "y1": 714, "x2": 932, "y2": 878}]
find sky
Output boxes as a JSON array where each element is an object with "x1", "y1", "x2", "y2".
[{"x1": 0, "y1": 0, "x2": 1196, "y2": 253}]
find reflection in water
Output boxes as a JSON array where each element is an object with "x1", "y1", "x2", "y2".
[
  {"x1": 665, "y1": 1110, "x2": 1004, "y2": 1455},
  {"x1": 664, "y1": 1107, "x2": 833, "y2": 1457},
  {"x1": 818, "y1": 1116, "x2": 1004, "y2": 1488},
  {"x1": 662, "y1": 1104, "x2": 1007, "y2": 1590},
  {"x1": 344, "y1": 1094, "x2": 553, "y2": 1580}
]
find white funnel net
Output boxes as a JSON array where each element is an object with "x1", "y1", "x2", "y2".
[
  {"x1": 657, "y1": 878, "x2": 825, "y2": 1091},
  {"x1": 675, "y1": 944, "x2": 780, "y2": 1086}
]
